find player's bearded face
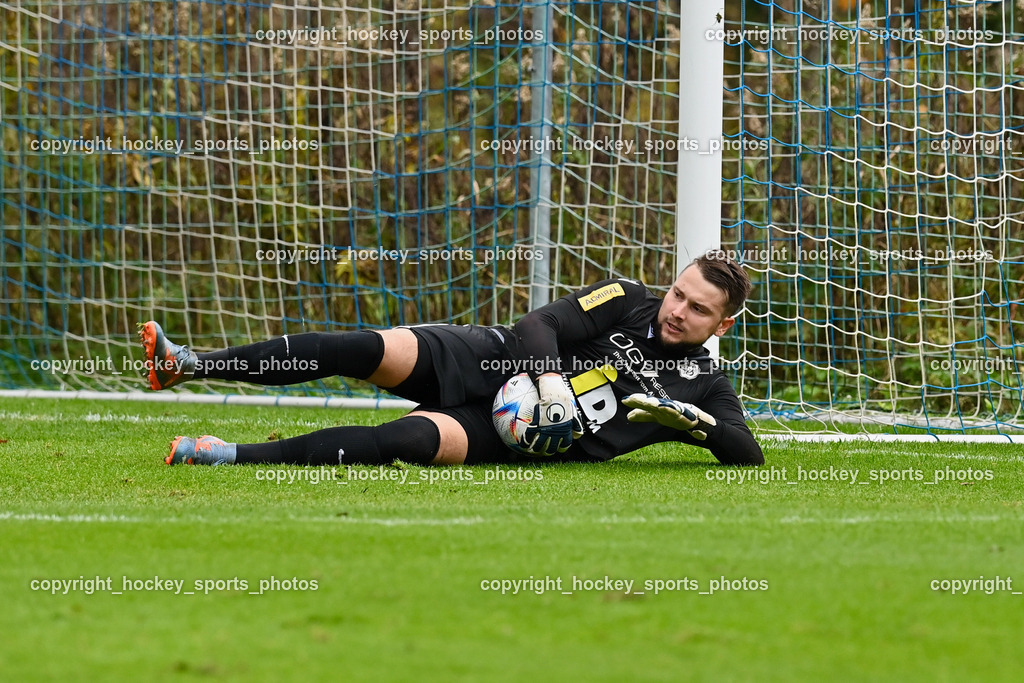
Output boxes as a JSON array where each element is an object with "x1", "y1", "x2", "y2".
[{"x1": 655, "y1": 266, "x2": 735, "y2": 350}]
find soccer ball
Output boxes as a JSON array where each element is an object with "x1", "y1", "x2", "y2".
[{"x1": 492, "y1": 373, "x2": 539, "y2": 453}]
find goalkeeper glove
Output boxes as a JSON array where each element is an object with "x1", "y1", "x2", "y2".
[
  {"x1": 621, "y1": 394, "x2": 717, "y2": 440},
  {"x1": 521, "y1": 374, "x2": 585, "y2": 456}
]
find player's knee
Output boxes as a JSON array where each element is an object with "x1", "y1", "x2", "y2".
[
  {"x1": 368, "y1": 328, "x2": 419, "y2": 387},
  {"x1": 375, "y1": 415, "x2": 441, "y2": 466},
  {"x1": 408, "y1": 411, "x2": 469, "y2": 465},
  {"x1": 342, "y1": 330, "x2": 385, "y2": 380}
]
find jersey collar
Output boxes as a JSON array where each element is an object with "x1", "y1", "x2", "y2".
[{"x1": 648, "y1": 324, "x2": 710, "y2": 360}]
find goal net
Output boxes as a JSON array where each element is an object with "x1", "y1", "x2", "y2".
[
  {"x1": 719, "y1": 0, "x2": 1024, "y2": 438},
  {"x1": 2, "y1": 0, "x2": 1023, "y2": 439},
  {"x1": 1, "y1": 0, "x2": 680, "y2": 404}
]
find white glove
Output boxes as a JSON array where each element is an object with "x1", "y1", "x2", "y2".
[
  {"x1": 621, "y1": 394, "x2": 717, "y2": 440},
  {"x1": 521, "y1": 374, "x2": 585, "y2": 456}
]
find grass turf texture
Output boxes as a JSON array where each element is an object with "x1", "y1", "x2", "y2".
[{"x1": 2, "y1": 397, "x2": 1024, "y2": 681}]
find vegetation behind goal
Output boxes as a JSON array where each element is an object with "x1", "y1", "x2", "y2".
[{"x1": 2, "y1": 1, "x2": 1024, "y2": 438}]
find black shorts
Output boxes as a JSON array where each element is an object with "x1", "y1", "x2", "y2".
[
  {"x1": 391, "y1": 324, "x2": 518, "y2": 407},
  {"x1": 427, "y1": 399, "x2": 522, "y2": 464},
  {"x1": 427, "y1": 399, "x2": 598, "y2": 465},
  {"x1": 386, "y1": 324, "x2": 598, "y2": 464}
]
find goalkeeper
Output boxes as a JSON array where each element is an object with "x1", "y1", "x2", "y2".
[{"x1": 141, "y1": 250, "x2": 763, "y2": 467}]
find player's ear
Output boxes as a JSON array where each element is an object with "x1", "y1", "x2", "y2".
[{"x1": 714, "y1": 316, "x2": 735, "y2": 337}]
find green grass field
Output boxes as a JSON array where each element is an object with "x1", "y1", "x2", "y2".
[{"x1": 2, "y1": 396, "x2": 1024, "y2": 681}]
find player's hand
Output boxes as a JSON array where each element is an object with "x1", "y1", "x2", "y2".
[
  {"x1": 521, "y1": 374, "x2": 584, "y2": 456},
  {"x1": 621, "y1": 394, "x2": 717, "y2": 440}
]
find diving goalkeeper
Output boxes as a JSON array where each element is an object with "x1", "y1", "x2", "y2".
[{"x1": 141, "y1": 250, "x2": 763, "y2": 467}]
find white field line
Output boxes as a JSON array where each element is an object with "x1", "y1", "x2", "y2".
[
  {"x1": 297, "y1": 515, "x2": 486, "y2": 526},
  {"x1": 777, "y1": 514, "x2": 1007, "y2": 525},
  {"x1": 0, "y1": 511, "x2": 1017, "y2": 526},
  {"x1": 0, "y1": 512, "x2": 142, "y2": 523}
]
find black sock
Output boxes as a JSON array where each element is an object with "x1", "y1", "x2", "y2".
[
  {"x1": 193, "y1": 330, "x2": 384, "y2": 385},
  {"x1": 234, "y1": 416, "x2": 441, "y2": 466}
]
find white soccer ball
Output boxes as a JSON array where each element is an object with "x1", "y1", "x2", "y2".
[{"x1": 492, "y1": 373, "x2": 540, "y2": 453}]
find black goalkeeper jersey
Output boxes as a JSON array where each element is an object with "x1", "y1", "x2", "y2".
[{"x1": 510, "y1": 278, "x2": 763, "y2": 466}]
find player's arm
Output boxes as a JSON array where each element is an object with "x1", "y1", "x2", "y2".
[
  {"x1": 513, "y1": 279, "x2": 644, "y2": 372},
  {"x1": 512, "y1": 294, "x2": 580, "y2": 455},
  {"x1": 513, "y1": 280, "x2": 643, "y2": 455},
  {"x1": 623, "y1": 376, "x2": 764, "y2": 466}
]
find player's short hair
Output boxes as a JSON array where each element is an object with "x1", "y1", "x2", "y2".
[{"x1": 687, "y1": 250, "x2": 752, "y2": 317}]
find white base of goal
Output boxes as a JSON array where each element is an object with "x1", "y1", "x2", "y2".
[
  {"x1": 758, "y1": 434, "x2": 1024, "y2": 444},
  {"x1": 0, "y1": 389, "x2": 416, "y2": 411}
]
